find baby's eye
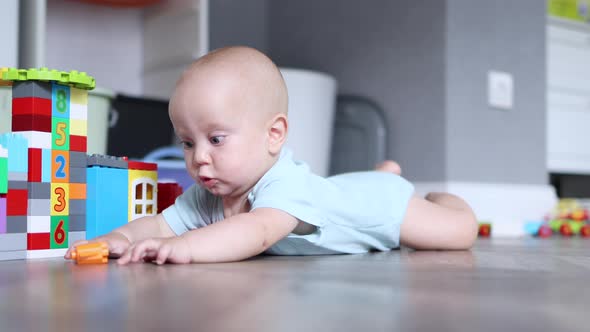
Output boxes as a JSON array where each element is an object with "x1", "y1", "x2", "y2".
[
  {"x1": 181, "y1": 141, "x2": 194, "y2": 149},
  {"x1": 209, "y1": 136, "x2": 225, "y2": 145}
]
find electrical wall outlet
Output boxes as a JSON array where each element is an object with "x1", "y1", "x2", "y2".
[{"x1": 488, "y1": 70, "x2": 514, "y2": 110}]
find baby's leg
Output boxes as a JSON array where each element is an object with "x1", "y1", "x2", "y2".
[{"x1": 399, "y1": 193, "x2": 478, "y2": 250}]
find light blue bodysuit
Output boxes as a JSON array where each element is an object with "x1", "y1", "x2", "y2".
[{"x1": 162, "y1": 149, "x2": 415, "y2": 255}]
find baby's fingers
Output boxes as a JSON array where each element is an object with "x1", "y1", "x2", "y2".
[
  {"x1": 155, "y1": 244, "x2": 173, "y2": 265},
  {"x1": 64, "y1": 239, "x2": 89, "y2": 259},
  {"x1": 117, "y1": 239, "x2": 161, "y2": 265}
]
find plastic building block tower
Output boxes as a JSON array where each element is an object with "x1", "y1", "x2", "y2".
[{"x1": 0, "y1": 68, "x2": 95, "y2": 260}]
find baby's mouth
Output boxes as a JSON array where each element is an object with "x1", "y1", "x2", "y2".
[{"x1": 199, "y1": 176, "x2": 218, "y2": 188}]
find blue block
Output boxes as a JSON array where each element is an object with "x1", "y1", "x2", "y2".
[
  {"x1": 86, "y1": 166, "x2": 128, "y2": 240},
  {"x1": 41, "y1": 148, "x2": 52, "y2": 183},
  {"x1": 0, "y1": 134, "x2": 29, "y2": 173},
  {"x1": 51, "y1": 83, "x2": 70, "y2": 119}
]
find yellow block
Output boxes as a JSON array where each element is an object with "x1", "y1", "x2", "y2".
[
  {"x1": 51, "y1": 183, "x2": 70, "y2": 216},
  {"x1": 0, "y1": 67, "x2": 11, "y2": 86},
  {"x1": 70, "y1": 87, "x2": 88, "y2": 105},
  {"x1": 70, "y1": 119, "x2": 88, "y2": 136},
  {"x1": 128, "y1": 169, "x2": 158, "y2": 221}
]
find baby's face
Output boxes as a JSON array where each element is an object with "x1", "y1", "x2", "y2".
[{"x1": 169, "y1": 73, "x2": 276, "y2": 199}]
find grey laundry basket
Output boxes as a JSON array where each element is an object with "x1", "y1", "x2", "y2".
[{"x1": 329, "y1": 95, "x2": 388, "y2": 175}]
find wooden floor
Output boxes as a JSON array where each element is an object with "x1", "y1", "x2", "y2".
[{"x1": 0, "y1": 238, "x2": 588, "y2": 332}]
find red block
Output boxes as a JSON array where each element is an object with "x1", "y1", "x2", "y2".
[
  {"x1": 12, "y1": 97, "x2": 52, "y2": 117},
  {"x1": 6, "y1": 189, "x2": 28, "y2": 216},
  {"x1": 157, "y1": 182, "x2": 183, "y2": 214},
  {"x1": 128, "y1": 160, "x2": 157, "y2": 171},
  {"x1": 12, "y1": 114, "x2": 52, "y2": 132},
  {"x1": 70, "y1": 135, "x2": 87, "y2": 152},
  {"x1": 28, "y1": 148, "x2": 43, "y2": 182},
  {"x1": 28, "y1": 233, "x2": 51, "y2": 250}
]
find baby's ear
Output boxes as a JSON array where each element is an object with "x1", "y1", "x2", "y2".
[{"x1": 268, "y1": 113, "x2": 288, "y2": 154}]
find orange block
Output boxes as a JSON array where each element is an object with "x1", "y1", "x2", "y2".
[
  {"x1": 51, "y1": 150, "x2": 70, "y2": 183},
  {"x1": 70, "y1": 242, "x2": 109, "y2": 264},
  {"x1": 69, "y1": 183, "x2": 86, "y2": 199}
]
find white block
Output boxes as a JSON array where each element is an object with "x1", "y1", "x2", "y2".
[
  {"x1": 27, "y1": 216, "x2": 51, "y2": 233},
  {"x1": 27, "y1": 248, "x2": 67, "y2": 259},
  {"x1": 70, "y1": 103, "x2": 88, "y2": 120},
  {"x1": 17, "y1": 131, "x2": 51, "y2": 149},
  {"x1": 0, "y1": 144, "x2": 7, "y2": 157}
]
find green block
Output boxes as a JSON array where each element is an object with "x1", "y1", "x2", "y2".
[
  {"x1": 570, "y1": 221, "x2": 584, "y2": 234},
  {"x1": 549, "y1": 219, "x2": 563, "y2": 232},
  {"x1": 1, "y1": 67, "x2": 95, "y2": 90},
  {"x1": 0, "y1": 157, "x2": 7, "y2": 194},
  {"x1": 52, "y1": 118, "x2": 70, "y2": 151},
  {"x1": 50, "y1": 216, "x2": 69, "y2": 249}
]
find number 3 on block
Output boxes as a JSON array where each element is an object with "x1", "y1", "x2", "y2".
[{"x1": 51, "y1": 183, "x2": 69, "y2": 216}]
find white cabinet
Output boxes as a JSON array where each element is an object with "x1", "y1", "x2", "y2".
[
  {"x1": 547, "y1": 22, "x2": 590, "y2": 174},
  {"x1": 41, "y1": 0, "x2": 208, "y2": 97},
  {"x1": 142, "y1": 0, "x2": 209, "y2": 99}
]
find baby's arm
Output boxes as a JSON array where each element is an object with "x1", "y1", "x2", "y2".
[
  {"x1": 117, "y1": 208, "x2": 299, "y2": 264},
  {"x1": 65, "y1": 214, "x2": 175, "y2": 259}
]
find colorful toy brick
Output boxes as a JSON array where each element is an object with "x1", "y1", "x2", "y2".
[
  {"x1": 68, "y1": 231, "x2": 86, "y2": 247},
  {"x1": 51, "y1": 150, "x2": 70, "y2": 183},
  {"x1": 12, "y1": 81, "x2": 52, "y2": 99},
  {"x1": 6, "y1": 216, "x2": 27, "y2": 233},
  {"x1": 27, "y1": 182, "x2": 50, "y2": 199},
  {"x1": 17, "y1": 131, "x2": 52, "y2": 149},
  {"x1": 0, "y1": 195, "x2": 6, "y2": 233},
  {"x1": 28, "y1": 148, "x2": 43, "y2": 182},
  {"x1": 86, "y1": 166, "x2": 128, "y2": 239},
  {"x1": 7, "y1": 188, "x2": 28, "y2": 215},
  {"x1": 11, "y1": 97, "x2": 52, "y2": 117},
  {"x1": 69, "y1": 242, "x2": 108, "y2": 265},
  {"x1": 2, "y1": 68, "x2": 95, "y2": 90},
  {"x1": 87, "y1": 154, "x2": 128, "y2": 169},
  {"x1": 27, "y1": 216, "x2": 50, "y2": 233},
  {"x1": 157, "y1": 182, "x2": 183, "y2": 214},
  {"x1": 0, "y1": 145, "x2": 7, "y2": 194},
  {"x1": 0, "y1": 234, "x2": 26, "y2": 260},
  {"x1": 69, "y1": 135, "x2": 86, "y2": 152},
  {"x1": 0, "y1": 134, "x2": 29, "y2": 174},
  {"x1": 12, "y1": 114, "x2": 52, "y2": 132},
  {"x1": 128, "y1": 163, "x2": 158, "y2": 221}
]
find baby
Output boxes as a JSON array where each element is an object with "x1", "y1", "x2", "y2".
[{"x1": 65, "y1": 46, "x2": 478, "y2": 265}]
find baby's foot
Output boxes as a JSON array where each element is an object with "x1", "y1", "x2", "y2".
[{"x1": 375, "y1": 160, "x2": 402, "y2": 175}]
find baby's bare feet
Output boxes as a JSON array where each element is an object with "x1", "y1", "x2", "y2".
[{"x1": 375, "y1": 160, "x2": 402, "y2": 175}]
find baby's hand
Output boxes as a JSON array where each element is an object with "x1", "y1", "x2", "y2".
[
  {"x1": 64, "y1": 232, "x2": 131, "y2": 260},
  {"x1": 117, "y1": 237, "x2": 191, "y2": 265}
]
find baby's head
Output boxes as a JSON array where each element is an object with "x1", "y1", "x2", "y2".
[{"x1": 169, "y1": 46, "x2": 288, "y2": 198}]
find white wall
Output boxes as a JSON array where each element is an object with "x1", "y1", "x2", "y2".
[
  {"x1": 0, "y1": 0, "x2": 19, "y2": 67},
  {"x1": 45, "y1": 0, "x2": 143, "y2": 95}
]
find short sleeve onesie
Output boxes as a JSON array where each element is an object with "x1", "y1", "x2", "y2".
[{"x1": 162, "y1": 149, "x2": 415, "y2": 255}]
